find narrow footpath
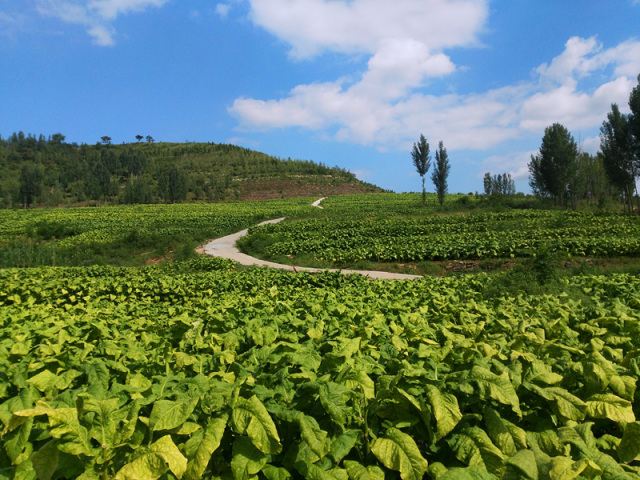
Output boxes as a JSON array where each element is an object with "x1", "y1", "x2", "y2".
[{"x1": 201, "y1": 198, "x2": 423, "y2": 280}]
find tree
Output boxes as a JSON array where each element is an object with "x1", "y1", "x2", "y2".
[
  {"x1": 50, "y1": 133, "x2": 65, "y2": 145},
  {"x1": 431, "y1": 141, "x2": 450, "y2": 206},
  {"x1": 411, "y1": 134, "x2": 431, "y2": 205},
  {"x1": 629, "y1": 74, "x2": 640, "y2": 162},
  {"x1": 483, "y1": 172, "x2": 492, "y2": 195},
  {"x1": 101, "y1": 136, "x2": 111, "y2": 145},
  {"x1": 484, "y1": 172, "x2": 516, "y2": 195},
  {"x1": 600, "y1": 103, "x2": 635, "y2": 211},
  {"x1": 136, "y1": 135, "x2": 144, "y2": 143},
  {"x1": 528, "y1": 123, "x2": 578, "y2": 207},
  {"x1": 146, "y1": 135, "x2": 154, "y2": 144},
  {"x1": 123, "y1": 176, "x2": 152, "y2": 204},
  {"x1": 158, "y1": 166, "x2": 187, "y2": 203},
  {"x1": 19, "y1": 164, "x2": 43, "y2": 208}
]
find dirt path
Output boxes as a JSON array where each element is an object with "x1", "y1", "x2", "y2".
[{"x1": 201, "y1": 204, "x2": 422, "y2": 280}]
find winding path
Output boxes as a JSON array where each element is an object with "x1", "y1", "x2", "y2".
[{"x1": 201, "y1": 198, "x2": 423, "y2": 280}]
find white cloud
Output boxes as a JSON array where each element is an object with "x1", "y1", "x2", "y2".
[
  {"x1": 480, "y1": 151, "x2": 535, "y2": 181},
  {"x1": 247, "y1": 0, "x2": 488, "y2": 59},
  {"x1": 35, "y1": 0, "x2": 170, "y2": 45},
  {"x1": 231, "y1": 27, "x2": 640, "y2": 156},
  {"x1": 87, "y1": 24, "x2": 116, "y2": 46},
  {"x1": 215, "y1": 3, "x2": 231, "y2": 18}
]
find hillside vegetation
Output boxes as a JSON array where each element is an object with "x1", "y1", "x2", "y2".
[{"x1": 0, "y1": 132, "x2": 383, "y2": 208}]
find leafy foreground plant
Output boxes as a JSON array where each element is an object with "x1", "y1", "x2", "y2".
[{"x1": 1, "y1": 265, "x2": 640, "y2": 479}]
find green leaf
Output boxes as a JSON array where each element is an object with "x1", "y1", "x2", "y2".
[
  {"x1": 43, "y1": 406, "x2": 94, "y2": 457},
  {"x1": 528, "y1": 385, "x2": 586, "y2": 422},
  {"x1": 31, "y1": 441, "x2": 60, "y2": 480},
  {"x1": 343, "y1": 461, "x2": 385, "y2": 480},
  {"x1": 618, "y1": 422, "x2": 640, "y2": 463},
  {"x1": 585, "y1": 394, "x2": 635, "y2": 423},
  {"x1": 328, "y1": 430, "x2": 359, "y2": 464},
  {"x1": 231, "y1": 396, "x2": 282, "y2": 455},
  {"x1": 425, "y1": 384, "x2": 462, "y2": 440},
  {"x1": 261, "y1": 465, "x2": 292, "y2": 480},
  {"x1": 295, "y1": 413, "x2": 330, "y2": 459},
  {"x1": 448, "y1": 426, "x2": 505, "y2": 477},
  {"x1": 184, "y1": 414, "x2": 228, "y2": 480},
  {"x1": 230, "y1": 436, "x2": 268, "y2": 480},
  {"x1": 115, "y1": 435, "x2": 187, "y2": 480},
  {"x1": 437, "y1": 466, "x2": 498, "y2": 479},
  {"x1": 371, "y1": 427, "x2": 428, "y2": 480},
  {"x1": 319, "y1": 382, "x2": 350, "y2": 425},
  {"x1": 484, "y1": 407, "x2": 517, "y2": 456},
  {"x1": 3, "y1": 415, "x2": 34, "y2": 464},
  {"x1": 78, "y1": 394, "x2": 119, "y2": 449},
  {"x1": 149, "y1": 397, "x2": 199, "y2": 432},
  {"x1": 27, "y1": 370, "x2": 59, "y2": 393},
  {"x1": 470, "y1": 366, "x2": 521, "y2": 418},
  {"x1": 608, "y1": 375, "x2": 636, "y2": 401},
  {"x1": 339, "y1": 370, "x2": 375, "y2": 400},
  {"x1": 504, "y1": 450, "x2": 537, "y2": 480}
]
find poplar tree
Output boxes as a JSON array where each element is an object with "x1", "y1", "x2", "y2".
[
  {"x1": 411, "y1": 134, "x2": 431, "y2": 205},
  {"x1": 431, "y1": 141, "x2": 450, "y2": 206}
]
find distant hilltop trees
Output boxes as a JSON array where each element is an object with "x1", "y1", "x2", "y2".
[{"x1": 0, "y1": 133, "x2": 378, "y2": 208}]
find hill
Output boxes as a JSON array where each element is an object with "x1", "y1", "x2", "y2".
[{"x1": 0, "y1": 132, "x2": 384, "y2": 207}]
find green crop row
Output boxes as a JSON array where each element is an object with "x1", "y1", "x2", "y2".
[
  {"x1": 244, "y1": 210, "x2": 640, "y2": 262},
  {"x1": 0, "y1": 199, "x2": 318, "y2": 268},
  {"x1": 1, "y1": 265, "x2": 640, "y2": 479}
]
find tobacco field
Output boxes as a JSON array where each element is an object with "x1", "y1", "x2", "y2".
[
  {"x1": 1, "y1": 260, "x2": 640, "y2": 479},
  {"x1": 1, "y1": 195, "x2": 640, "y2": 479}
]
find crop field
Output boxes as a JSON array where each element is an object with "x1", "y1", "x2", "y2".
[
  {"x1": 1, "y1": 194, "x2": 640, "y2": 479},
  {"x1": 242, "y1": 195, "x2": 640, "y2": 264},
  {"x1": 0, "y1": 199, "x2": 318, "y2": 268}
]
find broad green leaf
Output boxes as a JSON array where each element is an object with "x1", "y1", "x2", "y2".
[
  {"x1": 184, "y1": 414, "x2": 228, "y2": 480},
  {"x1": 329, "y1": 430, "x2": 359, "y2": 464},
  {"x1": 371, "y1": 427, "x2": 428, "y2": 480},
  {"x1": 523, "y1": 361, "x2": 563, "y2": 387},
  {"x1": 78, "y1": 395, "x2": 119, "y2": 450},
  {"x1": 295, "y1": 414, "x2": 330, "y2": 459},
  {"x1": 46, "y1": 407, "x2": 95, "y2": 456},
  {"x1": 231, "y1": 396, "x2": 282, "y2": 455},
  {"x1": 585, "y1": 394, "x2": 635, "y2": 423},
  {"x1": 448, "y1": 426, "x2": 505, "y2": 477},
  {"x1": 12, "y1": 460, "x2": 37, "y2": 480},
  {"x1": 149, "y1": 397, "x2": 199, "y2": 432},
  {"x1": 504, "y1": 450, "x2": 537, "y2": 480},
  {"x1": 437, "y1": 466, "x2": 498, "y2": 479},
  {"x1": 339, "y1": 370, "x2": 374, "y2": 400},
  {"x1": 230, "y1": 436, "x2": 268, "y2": 480},
  {"x1": 319, "y1": 382, "x2": 350, "y2": 425},
  {"x1": 3, "y1": 415, "x2": 33, "y2": 464},
  {"x1": 608, "y1": 375, "x2": 636, "y2": 401},
  {"x1": 115, "y1": 435, "x2": 187, "y2": 480},
  {"x1": 425, "y1": 384, "x2": 462, "y2": 440},
  {"x1": 261, "y1": 465, "x2": 292, "y2": 480},
  {"x1": 296, "y1": 462, "x2": 347, "y2": 480},
  {"x1": 558, "y1": 425, "x2": 626, "y2": 479},
  {"x1": 27, "y1": 370, "x2": 59, "y2": 393},
  {"x1": 618, "y1": 422, "x2": 640, "y2": 463},
  {"x1": 484, "y1": 407, "x2": 517, "y2": 456},
  {"x1": 428, "y1": 462, "x2": 449, "y2": 479},
  {"x1": 31, "y1": 441, "x2": 59, "y2": 480},
  {"x1": 528, "y1": 385, "x2": 586, "y2": 422},
  {"x1": 343, "y1": 461, "x2": 385, "y2": 480},
  {"x1": 470, "y1": 366, "x2": 521, "y2": 418}
]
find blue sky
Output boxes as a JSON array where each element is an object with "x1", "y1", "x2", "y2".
[{"x1": 1, "y1": 0, "x2": 640, "y2": 194}]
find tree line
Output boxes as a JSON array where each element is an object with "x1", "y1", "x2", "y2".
[
  {"x1": 528, "y1": 74, "x2": 640, "y2": 211},
  {"x1": 0, "y1": 135, "x2": 360, "y2": 208},
  {"x1": 411, "y1": 135, "x2": 450, "y2": 206}
]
